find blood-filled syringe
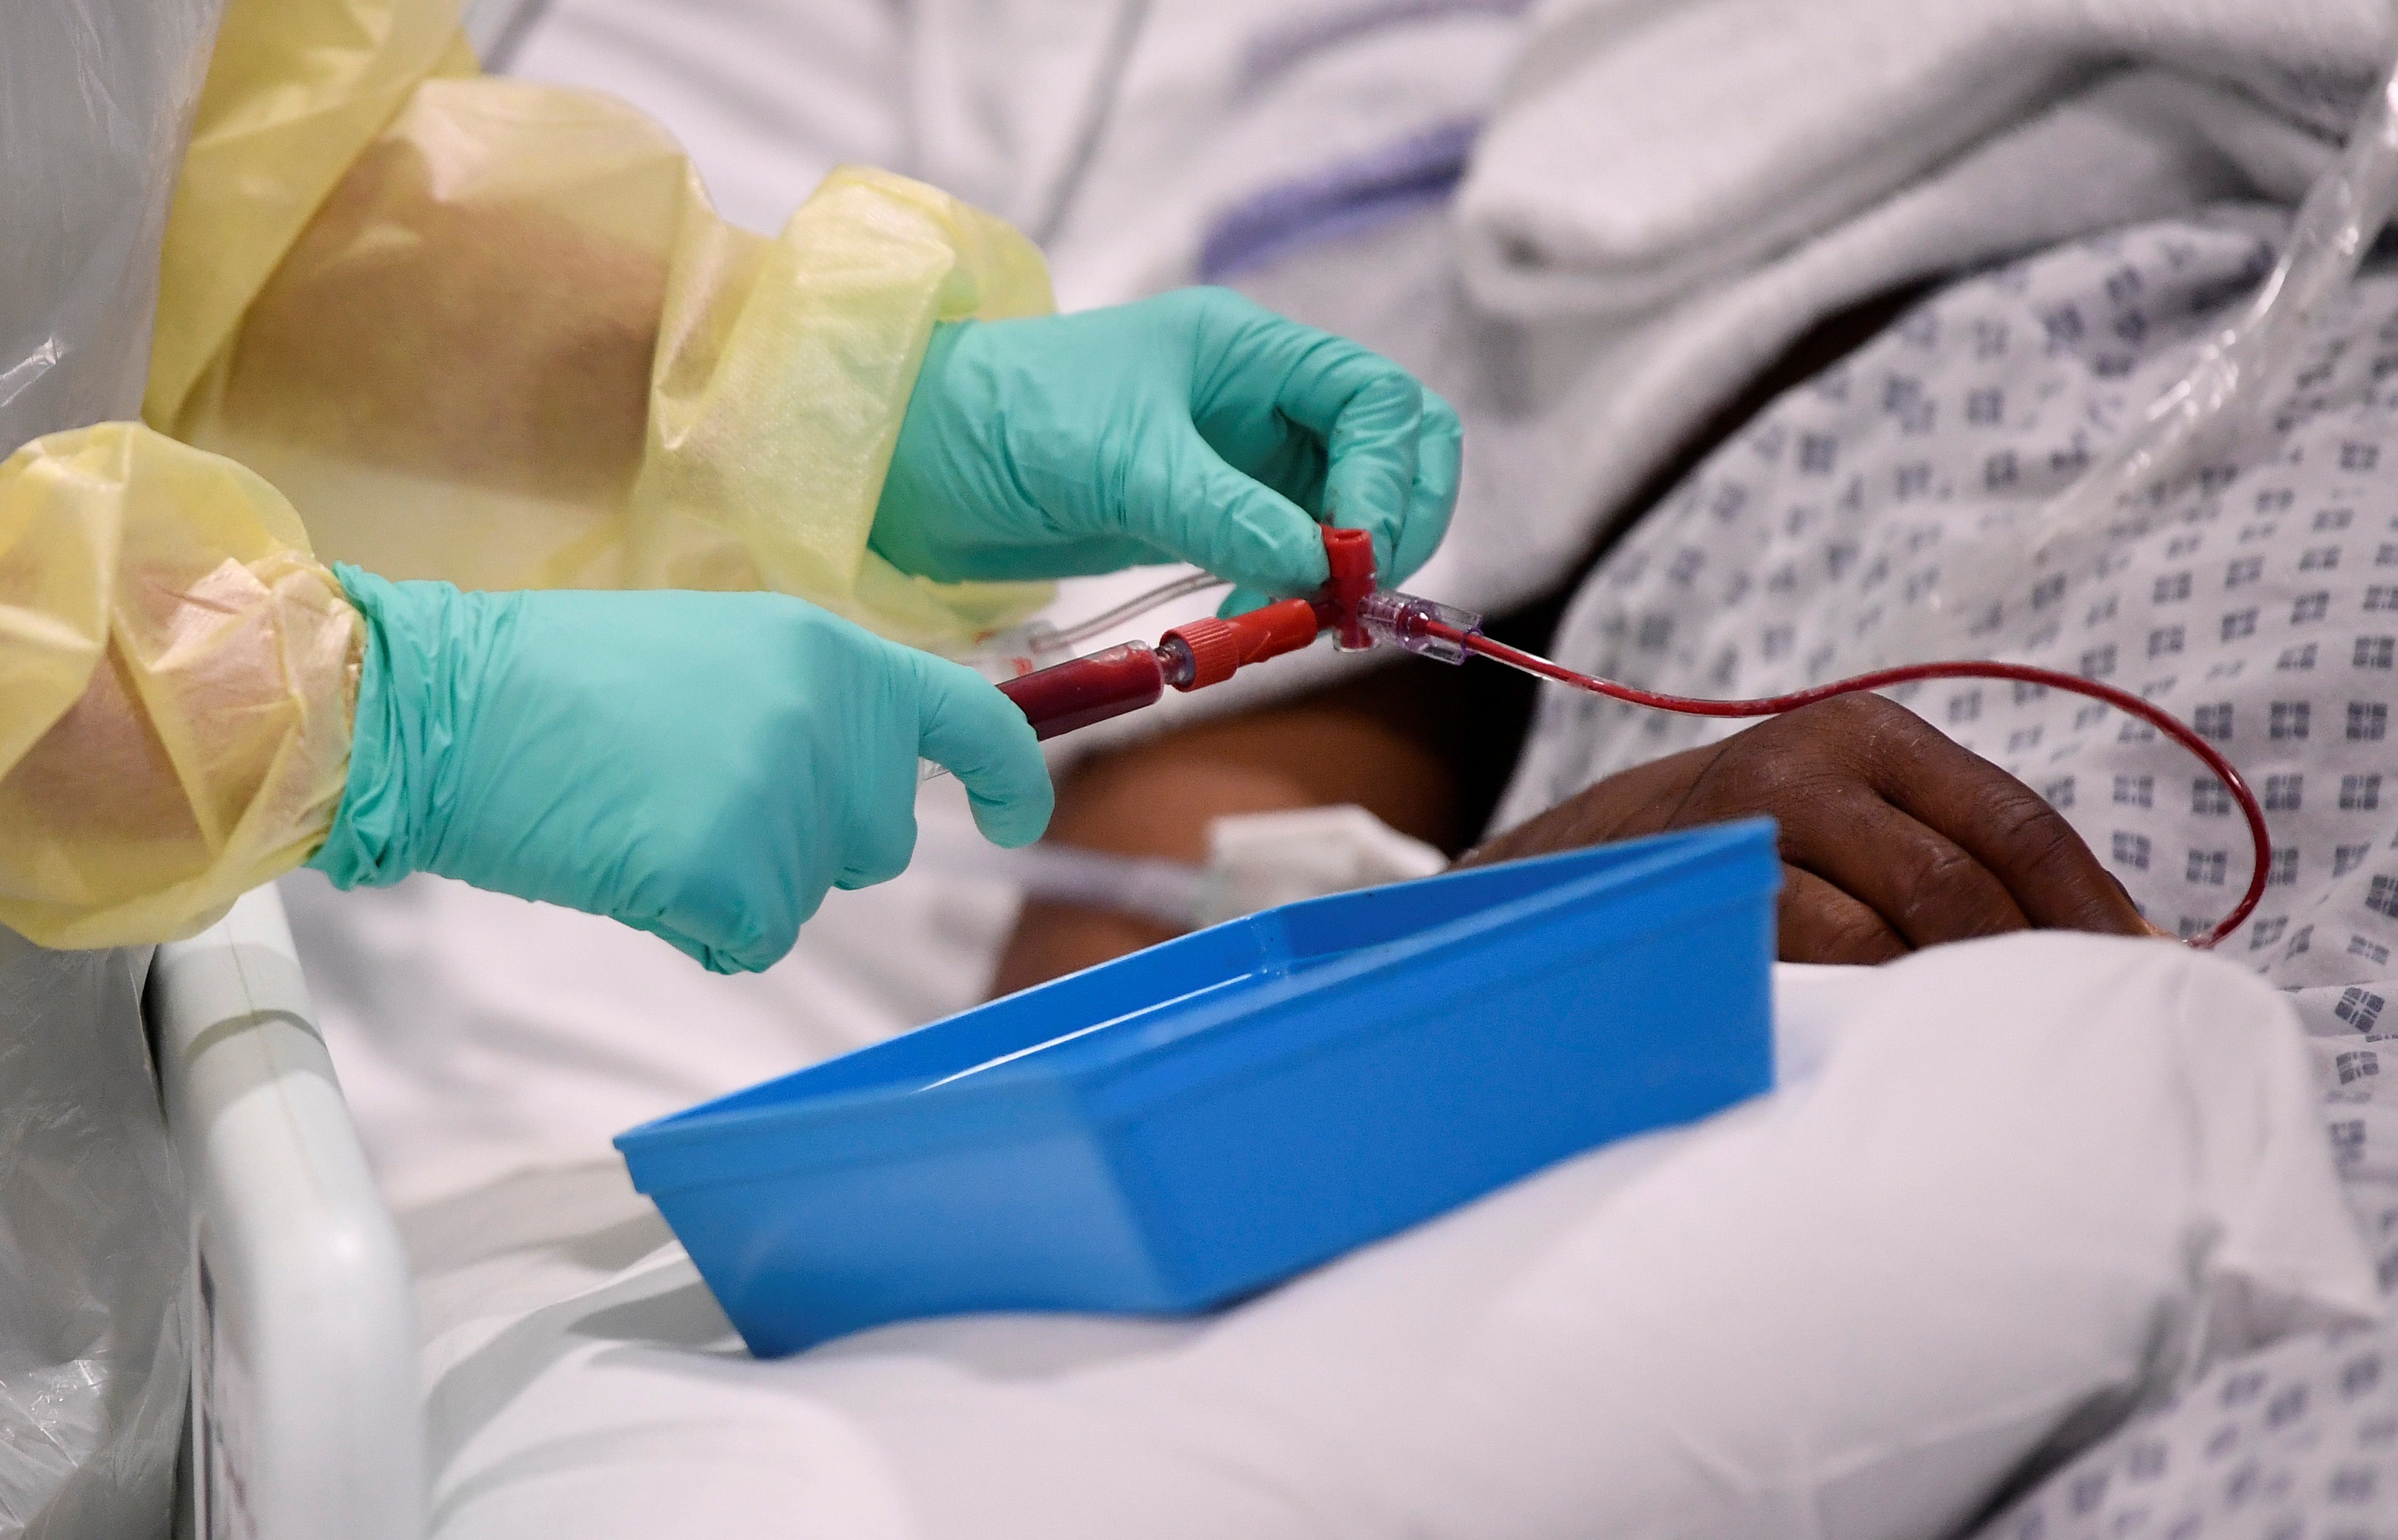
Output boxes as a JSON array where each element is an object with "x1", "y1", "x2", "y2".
[{"x1": 990, "y1": 527, "x2": 1380, "y2": 738}]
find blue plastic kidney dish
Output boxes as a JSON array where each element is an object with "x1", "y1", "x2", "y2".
[{"x1": 616, "y1": 818, "x2": 1781, "y2": 1357}]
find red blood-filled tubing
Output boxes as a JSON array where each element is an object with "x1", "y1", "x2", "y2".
[{"x1": 996, "y1": 642, "x2": 1167, "y2": 740}]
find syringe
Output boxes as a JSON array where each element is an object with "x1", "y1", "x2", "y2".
[{"x1": 986, "y1": 527, "x2": 1382, "y2": 738}]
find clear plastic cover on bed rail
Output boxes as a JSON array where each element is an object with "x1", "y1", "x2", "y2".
[{"x1": 1880, "y1": 52, "x2": 2398, "y2": 662}]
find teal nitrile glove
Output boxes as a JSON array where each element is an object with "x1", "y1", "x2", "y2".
[
  {"x1": 870, "y1": 287, "x2": 1462, "y2": 616},
  {"x1": 306, "y1": 566, "x2": 1051, "y2": 974}
]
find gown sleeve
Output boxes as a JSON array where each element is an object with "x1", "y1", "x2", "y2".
[
  {"x1": 0, "y1": 0, "x2": 1055, "y2": 947},
  {"x1": 0, "y1": 424, "x2": 357, "y2": 946},
  {"x1": 150, "y1": 0, "x2": 1058, "y2": 655}
]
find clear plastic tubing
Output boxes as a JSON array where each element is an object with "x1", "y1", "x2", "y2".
[
  {"x1": 1877, "y1": 52, "x2": 2398, "y2": 661},
  {"x1": 1368, "y1": 598, "x2": 2270, "y2": 950}
]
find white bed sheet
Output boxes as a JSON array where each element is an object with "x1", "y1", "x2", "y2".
[
  {"x1": 358, "y1": 935, "x2": 2375, "y2": 1540},
  {"x1": 505, "y1": 0, "x2": 908, "y2": 238}
]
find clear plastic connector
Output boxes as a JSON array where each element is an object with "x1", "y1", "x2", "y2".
[
  {"x1": 1355, "y1": 591, "x2": 1482, "y2": 664},
  {"x1": 1154, "y1": 635, "x2": 1198, "y2": 689}
]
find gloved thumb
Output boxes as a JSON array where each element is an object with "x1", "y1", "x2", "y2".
[{"x1": 914, "y1": 655, "x2": 1054, "y2": 848}]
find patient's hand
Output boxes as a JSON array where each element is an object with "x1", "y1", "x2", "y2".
[{"x1": 1463, "y1": 694, "x2": 2159, "y2": 963}]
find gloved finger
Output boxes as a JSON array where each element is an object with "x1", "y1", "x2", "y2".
[
  {"x1": 1255, "y1": 328, "x2": 1426, "y2": 580},
  {"x1": 1123, "y1": 421, "x2": 1331, "y2": 597},
  {"x1": 1387, "y1": 386, "x2": 1463, "y2": 587},
  {"x1": 835, "y1": 750, "x2": 921, "y2": 891},
  {"x1": 908, "y1": 530, "x2": 1171, "y2": 583},
  {"x1": 623, "y1": 860, "x2": 801, "y2": 975},
  {"x1": 629, "y1": 913, "x2": 785, "y2": 977},
  {"x1": 977, "y1": 533, "x2": 1174, "y2": 581},
  {"x1": 1217, "y1": 585, "x2": 1274, "y2": 619},
  {"x1": 914, "y1": 652, "x2": 1053, "y2": 848}
]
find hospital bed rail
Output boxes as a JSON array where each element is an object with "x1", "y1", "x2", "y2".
[{"x1": 148, "y1": 883, "x2": 424, "y2": 1539}]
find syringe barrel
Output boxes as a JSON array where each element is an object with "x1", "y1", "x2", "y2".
[
  {"x1": 1356, "y1": 591, "x2": 1481, "y2": 663},
  {"x1": 996, "y1": 641, "x2": 1166, "y2": 739}
]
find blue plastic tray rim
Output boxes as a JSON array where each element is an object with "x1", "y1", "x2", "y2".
[
  {"x1": 623, "y1": 887, "x2": 1770, "y2": 1201},
  {"x1": 616, "y1": 821, "x2": 1775, "y2": 1196},
  {"x1": 1072, "y1": 882, "x2": 1769, "y2": 1128}
]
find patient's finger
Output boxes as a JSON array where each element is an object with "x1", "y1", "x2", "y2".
[
  {"x1": 1857, "y1": 712, "x2": 2152, "y2": 937},
  {"x1": 1778, "y1": 865, "x2": 1909, "y2": 964},
  {"x1": 1770, "y1": 782, "x2": 2034, "y2": 949}
]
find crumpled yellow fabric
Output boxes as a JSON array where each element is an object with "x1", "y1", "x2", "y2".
[
  {"x1": 0, "y1": 425, "x2": 357, "y2": 948},
  {"x1": 0, "y1": 0, "x2": 1059, "y2": 947}
]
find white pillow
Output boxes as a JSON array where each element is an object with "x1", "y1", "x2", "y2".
[
  {"x1": 1394, "y1": 934, "x2": 2380, "y2": 1538},
  {"x1": 415, "y1": 933, "x2": 2379, "y2": 1540}
]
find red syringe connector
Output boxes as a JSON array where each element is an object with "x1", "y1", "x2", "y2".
[{"x1": 1159, "y1": 599, "x2": 1324, "y2": 689}]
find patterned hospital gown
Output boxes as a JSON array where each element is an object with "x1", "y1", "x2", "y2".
[{"x1": 1490, "y1": 207, "x2": 2398, "y2": 1537}]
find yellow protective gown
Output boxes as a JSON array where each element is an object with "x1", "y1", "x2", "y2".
[{"x1": 0, "y1": 0, "x2": 1055, "y2": 950}]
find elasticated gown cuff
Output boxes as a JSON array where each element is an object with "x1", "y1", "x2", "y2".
[{"x1": 307, "y1": 564, "x2": 514, "y2": 892}]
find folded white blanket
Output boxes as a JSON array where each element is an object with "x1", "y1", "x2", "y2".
[
  {"x1": 1326, "y1": 2, "x2": 2372, "y2": 641},
  {"x1": 907, "y1": 0, "x2": 1526, "y2": 308},
  {"x1": 1458, "y1": 0, "x2": 2387, "y2": 317},
  {"x1": 507, "y1": 0, "x2": 910, "y2": 237},
  {"x1": 409, "y1": 935, "x2": 2378, "y2": 1540}
]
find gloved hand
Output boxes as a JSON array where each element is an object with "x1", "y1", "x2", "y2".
[
  {"x1": 870, "y1": 288, "x2": 1461, "y2": 614},
  {"x1": 307, "y1": 566, "x2": 1050, "y2": 973}
]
